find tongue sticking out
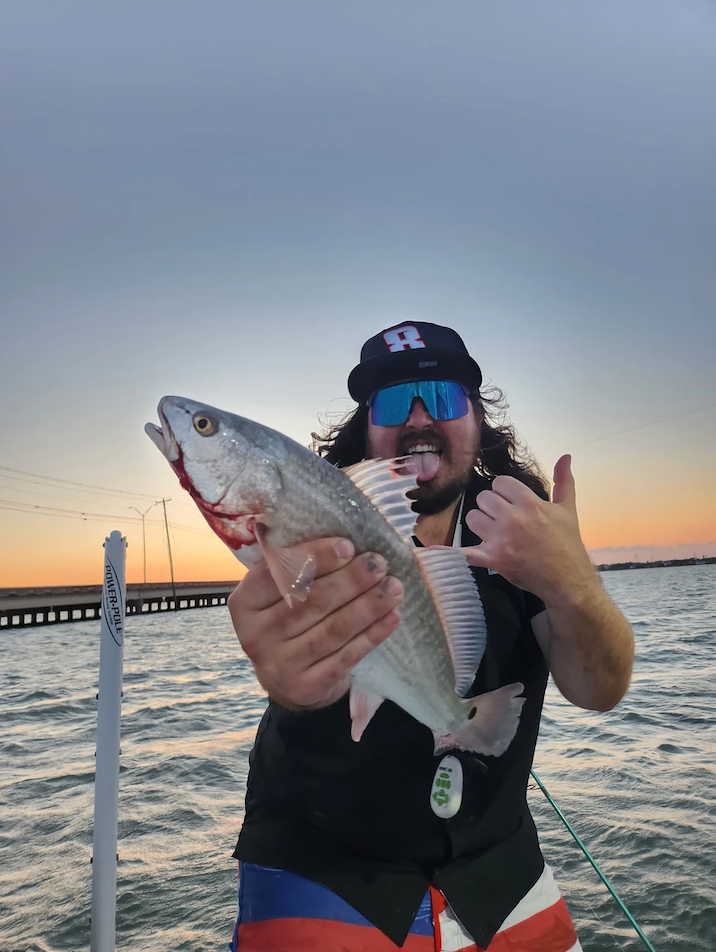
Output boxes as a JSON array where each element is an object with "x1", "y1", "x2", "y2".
[{"x1": 411, "y1": 451, "x2": 441, "y2": 482}]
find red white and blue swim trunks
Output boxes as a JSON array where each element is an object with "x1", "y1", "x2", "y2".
[{"x1": 229, "y1": 861, "x2": 582, "y2": 951}]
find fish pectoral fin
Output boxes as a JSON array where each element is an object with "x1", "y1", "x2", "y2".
[
  {"x1": 349, "y1": 685, "x2": 385, "y2": 742},
  {"x1": 413, "y1": 547, "x2": 487, "y2": 696},
  {"x1": 433, "y1": 682, "x2": 525, "y2": 757},
  {"x1": 255, "y1": 525, "x2": 316, "y2": 607}
]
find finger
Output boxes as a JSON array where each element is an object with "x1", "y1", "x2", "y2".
[
  {"x1": 465, "y1": 507, "x2": 494, "y2": 540},
  {"x1": 303, "y1": 608, "x2": 403, "y2": 695},
  {"x1": 230, "y1": 536, "x2": 357, "y2": 612},
  {"x1": 552, "y1": 454, "x2": 576, "y2": 509},
  {"x1": 474, "y1": 488, "x2": 512, "y2": 520},
  {"x1": 490, "y1": 474, "x2": 536, "y2": 505},
  {"x1": 457, "y1": 544, "x2": 492, "y2": 568},
  {"x1": 287, "y1": 575, "x2": 405, "y2": 666},
  {"x1": 284, "y1": 552, "x2": 397, "y2": 640}
]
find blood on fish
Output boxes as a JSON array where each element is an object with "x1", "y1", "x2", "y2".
[{"x1": 199, "y1": 507, "x2": 257, "y2": 550}]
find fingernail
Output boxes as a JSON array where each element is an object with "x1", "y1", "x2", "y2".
[
  {"x1": 381, "y1": 576, "x2": 403, "y2": 597},
  {"x1": 334, "y1": 539, "x2": 355, "y2": 560},
  {"x1": 365, "y1": 552, "x2": 387, "y2": 574}
]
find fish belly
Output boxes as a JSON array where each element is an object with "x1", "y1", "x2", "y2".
[{"x1": 351, "y1": 580, "x2": 464, "y2": 736}]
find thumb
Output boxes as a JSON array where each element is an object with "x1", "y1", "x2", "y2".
[{"x1": 552, "y1": 454, "x2": 576, "y2": 509}]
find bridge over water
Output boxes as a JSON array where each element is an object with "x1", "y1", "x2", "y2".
[{"x1": 0, "y1": 581, "x2": 239, "y2": 630}]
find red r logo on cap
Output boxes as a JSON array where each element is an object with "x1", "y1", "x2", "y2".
[{"x1": 383, "y1": 326, "x2": 426, "y2": 352}]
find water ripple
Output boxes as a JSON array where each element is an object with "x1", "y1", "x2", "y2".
[{"x1": 1, "y1": 565, "x2": 714, "y2": 950}]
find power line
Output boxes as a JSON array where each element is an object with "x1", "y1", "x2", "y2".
[
  {"x1": 0, "y1": 499, "x2": 210, "y2": 535},
  {"x1": 0, "y1": 501, "x2": 155, "y2": 525},
  {"x1": 0, "y1": 465, "x2": 161, "y2": 500},
  {"x1": 168, "y1": 522, "x2": 210, "y2": 536},
  {"x1": 0, "y1": 476, "x2": 157, "y2": 509},
  {"x1": 0, "y1": 466, "x2": 200, "y2": 519}
]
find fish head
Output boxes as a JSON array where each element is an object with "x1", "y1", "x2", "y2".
[{"x1": 145, "y1": 396, "x2": 284, "y2": 561}]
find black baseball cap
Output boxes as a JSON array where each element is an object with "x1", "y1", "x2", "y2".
[{"x1": 348, "y1": 321, "x2": 483, "y2": 404}]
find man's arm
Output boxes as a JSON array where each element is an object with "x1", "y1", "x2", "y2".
[
  {"x1": 530, "y1": 595, "x2": 633, "y2": 712},
  {"x1": 460, "y1": 455, "x2": 634, "y2": 712}
]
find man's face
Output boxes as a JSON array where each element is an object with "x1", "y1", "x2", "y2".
[{"x1": 366, "y1": 391, "x2": 481, "y2": 515}]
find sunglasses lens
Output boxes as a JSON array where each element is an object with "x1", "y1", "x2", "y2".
[
  {"x1": 369, "y1": 381, "x2": 468, "y2": 426},
  {"x1": 369, "y1": 384, "x2": 412, "y2": 426},
  {"x1": 429, "y1": 380, "x2": 469, "y2": 421}
]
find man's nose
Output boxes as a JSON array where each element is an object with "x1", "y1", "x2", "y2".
[{"x1": 405, "y1": 398, "x2": 434, "y2": 428}]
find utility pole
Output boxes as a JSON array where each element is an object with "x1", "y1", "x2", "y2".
[
  {"x1": 157, "y1": 498, "x2": 177, "y2": 610},
  {"x1": 129, "y1": 502, "x2": 159, "y2": 583}
]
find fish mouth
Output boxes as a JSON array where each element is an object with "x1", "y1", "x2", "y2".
[
  {"x1": 145, "y1": 402, "x2": 181, "y2": 463},
  {"x1": 145, "y1": 398, "x2": 260, "y2": 550},
  {"x1": 145, "y1": 401, "x2": 199, "y2": 502}
]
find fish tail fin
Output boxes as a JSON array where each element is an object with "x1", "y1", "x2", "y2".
[{"x1": 433, "y1": 682, "x2": 525, "y2": 757}]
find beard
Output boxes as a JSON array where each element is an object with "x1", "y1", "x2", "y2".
[{"x1": 409, "y1": 470, "x2": 474, "y2": 515}]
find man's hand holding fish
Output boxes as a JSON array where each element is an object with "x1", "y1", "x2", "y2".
[{"x1": 228, "y1": 536, "x2": 405, "y2": 710}]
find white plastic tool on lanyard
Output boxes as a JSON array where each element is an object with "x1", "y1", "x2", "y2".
[
  {"x1": 429, "y1": 496, "x2": 468, "y2": 819},
  {"x1": 430, "y1": 754, "x2": 464, "y2": 818}
]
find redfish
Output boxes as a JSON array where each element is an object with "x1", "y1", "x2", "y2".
[{"x1": 146, "y1": 396, "x2": 524, "y2": 756}]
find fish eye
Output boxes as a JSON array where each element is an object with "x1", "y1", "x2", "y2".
[{"x1": 192, "y1": 412, "x2": 219, "y2": 436}]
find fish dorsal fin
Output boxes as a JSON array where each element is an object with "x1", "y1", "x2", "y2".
[
  {"x1": 343, "y1": 457, "x2": 418, "y2": 542},
  {"x1": 413, "y1": 547, "x2": 487, "y2": 696}
]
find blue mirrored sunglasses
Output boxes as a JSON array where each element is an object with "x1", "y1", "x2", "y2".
[{"x1": 368, "y1": 380, "x2": 470, "y2": 427}]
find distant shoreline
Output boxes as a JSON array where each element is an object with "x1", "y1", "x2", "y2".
[
  {"x1": 597, "y1": 556, "x2": 716, "y2": 572},
  {"x1": 3, "y1": 559, "x2": 715, "y2": 594}
]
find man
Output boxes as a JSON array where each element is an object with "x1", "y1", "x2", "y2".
[{"x1": 227, "y1": 322, "x2": 634, "y2": 951}]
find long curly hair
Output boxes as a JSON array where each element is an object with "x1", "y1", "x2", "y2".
[{"x1": 311, "y1": 387, "x2": 550, "y2": 501}]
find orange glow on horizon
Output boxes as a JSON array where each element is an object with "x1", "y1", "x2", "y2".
[
  {"x1": 1, "y1": 466, "x2": 713, "y2": 586},
  {"x1": 0, "y1": 512, "x2": 247, "y2": 588}
]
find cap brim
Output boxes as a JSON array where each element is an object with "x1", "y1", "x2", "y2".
[{"x1": 348, "y1": 349, "x2": 482, "y2": 404}]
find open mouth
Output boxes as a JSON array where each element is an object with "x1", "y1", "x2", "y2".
[
  {"x1": 144, "y1": 403, "x2": 258, "y2": 551},
  {"x1": 404, "y1": 441, "x2": 442, "y2": 482},
  {"x1": 145, "y1": 406, "x2": 199, "y2": 502},
  {"x1": 144, "y1": 404, "x2": 181, "y2": 463}
]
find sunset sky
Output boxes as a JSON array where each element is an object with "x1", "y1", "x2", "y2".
[{"x1": 2, "y1": 2, "x2": 715, "y2": 588}]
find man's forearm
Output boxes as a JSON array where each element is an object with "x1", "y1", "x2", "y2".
[{"x1": 534, "y1": 576, "x2": 634, "y2": 712}]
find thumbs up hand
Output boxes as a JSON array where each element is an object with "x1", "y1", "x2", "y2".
[
  {"x1": 551, "y1": 453, "x2": 577, "y2": 509},
  {"x1": 461, "y1": 455, "x2": 597, "y2": 605}
]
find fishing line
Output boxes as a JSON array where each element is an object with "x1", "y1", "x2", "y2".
[
  {"x1": 531, "y1": 771, "x2": 656, "y2": 951},
  {"x1": 571, "y1": 400, "x2": 716, "y2": 449},
  {"x1": 528, "y1": 783, "x2": 629, "y2": 951}
]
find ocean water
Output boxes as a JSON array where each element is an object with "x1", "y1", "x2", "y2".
[{"x1": 1, "y1": 564, "x2": 714, "y2": 951}]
